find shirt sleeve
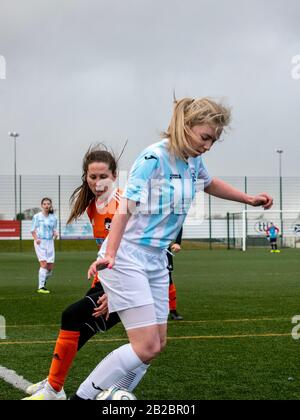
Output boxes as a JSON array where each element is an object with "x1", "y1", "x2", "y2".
[
  {"x1": 30, "y1": 215, "x2": 37, "y2": 232},
  {"x1": 53, "y1": 215, "x2": 58, "y2": 231},
  {"x1": 123, "y1": 150, "x2": 159, "y2": 203},
  {"x1": 174, "y1": 227, "x2": 183, "y2": 245},
  {"x1": 197, "y1": 157, "x2": 212, "y2": 190}
]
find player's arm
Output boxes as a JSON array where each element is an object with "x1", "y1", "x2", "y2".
[
  {"x1": 31, "y1": 230, "x2": 39, "y2": 242},
  {"x1": 105, "y1": 198, "x2": 133, "y2": 260},
  {"x1": 204, "y1": 178, "x2": 273, "y2": 209},
  {"x1": 88, "y1": 199, "x2": 133, "y2": 276},
  {"x1": 171, "y1": 228, "x2": 183, "y2": 253},
  {"x1": 53, "y1": 216, "x2": 59, "y2": 239},
  {"x1": 30, "y1": 216, "x2": 40, "y2": 244}
]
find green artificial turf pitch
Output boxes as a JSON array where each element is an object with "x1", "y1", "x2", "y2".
[{"x1": 0, "y1": 248, "x2": 300, "y2": 400}]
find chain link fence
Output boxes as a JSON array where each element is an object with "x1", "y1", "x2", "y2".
[{"x1": 0, "y1": 175, "x2": 299, "y2": 249}]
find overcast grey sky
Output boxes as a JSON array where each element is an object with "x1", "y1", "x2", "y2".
[{"x1": 0, "y1": 0, "x2": 299, "y2": 177}]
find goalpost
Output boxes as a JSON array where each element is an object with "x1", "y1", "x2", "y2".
[{"x1": 227, "y1": 210, "x2": 300, "y2": 251}]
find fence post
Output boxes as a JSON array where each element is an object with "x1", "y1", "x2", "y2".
[
  {"x1": 19, "y1": 174, "x2": 22, "y2": 252},
  {"x1": 227, "y1": 212, "x2": 230, "y2": 250},
  {"x1": 209, "y1": 194, "x2": 212, "y2": 250},
  {"x1": 58, "y1": 175, "x2": 62, "y2": 252},
  {"x1": 280, "y1": 176, "x2": 284, "y2": 247},
  {"x1": 245, "y1": 176, "x2": 248, "y2": 239},
  {"x1": 232, "y1": 213, "x2": 236, "y2": 249}
]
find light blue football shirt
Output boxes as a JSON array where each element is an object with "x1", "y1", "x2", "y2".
[
  {"x1": 31, "y1": 212, "x2": 58, "y2": 240},
  {"x1": 122, "y1": 139, "x2": 212, "y2": 249},
  {"x1": 268, "y1": 225, "x2": 279, "y2": 239}
]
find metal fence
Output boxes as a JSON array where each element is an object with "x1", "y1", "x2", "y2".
[{"x1": 0, "y1": 175, "x2": 299, "y2": 246}]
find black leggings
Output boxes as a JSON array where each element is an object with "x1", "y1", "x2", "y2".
[{"x1": 61, "y1": 283, "x2": 121, "y2": 350}]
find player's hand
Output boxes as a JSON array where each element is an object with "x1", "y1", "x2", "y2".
[
  {"x1": 171, "y1": 244, "x2": 181, "y2": 253},
  {"x1": 87, "y1": 257, "x2": 114, "y2": 278},
  {"x1": 250, "y1": 193, "x2": 273, "y2": 210},
  {"x1": 35, "y1": 239, "x2": 41, "y2": 245},
  {"x1": 93, "y1": 294, "x2": 109, "y2": 320}
]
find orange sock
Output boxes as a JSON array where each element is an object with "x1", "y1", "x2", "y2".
[
  {"x1": 48, "y1": 330, "x2": 80, "y2": 392},
  {"x1": 169, "y1": 282, "x2": 177, "y2": 311}
]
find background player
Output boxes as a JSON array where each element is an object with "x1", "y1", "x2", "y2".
[
  {"x1": 24, "y1": 145, "x2": 148, "y2": 400},
  {"x1": 266, "y1": 222, "x2": 280, "y2": 253},
  {"x1": 31, "y1": 197, "x2": 58, "y2": 294},
  {"x1": 168, "y1": 227, "x2": 183, "y2": 320}
]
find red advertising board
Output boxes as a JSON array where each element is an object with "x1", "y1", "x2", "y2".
[{"x1": 0, "y1": 221, "x2": 21, "y2": 238}]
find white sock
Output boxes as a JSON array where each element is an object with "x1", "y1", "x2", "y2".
[
  {"x1": 112, "y1": 363, "x2": 150, "y2": 392},
  {"x1": 76, "y1": 344, "x2": 144, "y2": 400},
  {"x1": 38, "y1": 268, "x2": 48, "y2": 289},
  {"x1": 45, "y1": 270, "x2": 52, "y2": 285}
]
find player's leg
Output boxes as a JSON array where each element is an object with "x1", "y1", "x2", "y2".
[
  {"x1": 274, "y1": 239, "x2": 281, "y2": 252},
  {"x1": 43, "y1": 240, "x2": 55, "y2": 288},
  {"x1": 74, "y1": 282, "x2": 169, "y2": 400},
  {"x1": 169, "y1": 275, "x2": 183, "y2": 320},
  {"x1": 38, "y1": 261, "x2": 49, "y2": 293},
  {"x1": 24, "y1": 290, "x2": 105, "y2": 399},
  {"x1": 47, "y1": 289, "x2": 111, "y2": 392},
  {"x1": 271, "y1": 238, "x2": 276, "y2": 252},
  {"x1": 167, "y1": 253, "x2": 183, "y2": 321},
  {"x1": 74, "y1": 305, "x2": 162, "y2": 400},
  {"x1": 34, "y1": 240, "x2": 50, "y2": 293},
  {"x1": 25, "y1": 283, "x2": 149, "y2": 400},
  {"x1": 71, "y1": 242, "x2": 168, "y2": 400},
  {"x1": 45, "y1": 262, "x2": 54, "y2": 287}
]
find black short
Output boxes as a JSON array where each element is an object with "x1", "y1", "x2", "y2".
[
  {"x1": 167, "y1": 251, "x2": 173, "y2": 272},
  {"x1": 270, "y1": 238, "x2": 277, "y2": 243}
]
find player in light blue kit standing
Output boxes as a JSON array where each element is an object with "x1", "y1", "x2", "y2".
[
  {"x1": 31, "y1": 197, "x2": 58, "y2": 294},
  {"x1": 70, "y1": 97, "x2": 274, "y2": 400},
  {"x1": 266, "y1": 222, "x2": 280, "y2": 253}
]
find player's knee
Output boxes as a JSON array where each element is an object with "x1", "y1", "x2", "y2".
[{"x1": 135, "y1": 338, "x2": 162, "y2": 362}]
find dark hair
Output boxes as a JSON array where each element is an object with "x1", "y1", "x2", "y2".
[
  {"x1": 67, "y1": 143, "x2": 125, "y2": 224},
  {"x1": 41, "y1": 197, "x2": 54, "y2": 214}
]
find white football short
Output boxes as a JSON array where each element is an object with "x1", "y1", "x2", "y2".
[
  {"x1": 98, "y1": 239, "x2": 169, "y2": 325},
  {"x1": 34, "y1": 239, "x2": 55, "y2": 263}
]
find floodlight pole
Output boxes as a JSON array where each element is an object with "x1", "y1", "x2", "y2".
[
  {"x1": 8, "y1": 132, "x2": 20, "y2": 219},
  {"x1": 276, "y1": 149, "x2": 284, "y2": 246}
]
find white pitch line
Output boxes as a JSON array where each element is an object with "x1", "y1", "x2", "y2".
[{"x1": 0, "y1": 365, "x2": 32, "y2": 393}]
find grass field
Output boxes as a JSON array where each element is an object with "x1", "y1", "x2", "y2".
[{"x1": 1, "y1": 247, "x2": 300, "y2": 400}]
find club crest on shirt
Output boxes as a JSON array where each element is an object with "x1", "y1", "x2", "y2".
[
  {"x1": 104, "y1": 218, "x2": 112, "y2": 231},
  {"x1": 190, "y1": 168, "x2": 197, "y2": 184}
]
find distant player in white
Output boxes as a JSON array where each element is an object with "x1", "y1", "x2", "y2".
[
  {"x1": 31, "y1": 197, "x2": 58, "y2": 294},
  {"x1": 73, "y1": 97, "x2": 273, "y2": 400}
]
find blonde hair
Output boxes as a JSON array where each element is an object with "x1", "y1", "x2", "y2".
[{"x1": 161, "y1": 97, "x2": 231, "y2": 161}]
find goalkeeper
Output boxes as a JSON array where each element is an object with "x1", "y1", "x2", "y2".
[{"x1": 266, "y1": 222, "x2": 280, "y2": 253}]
